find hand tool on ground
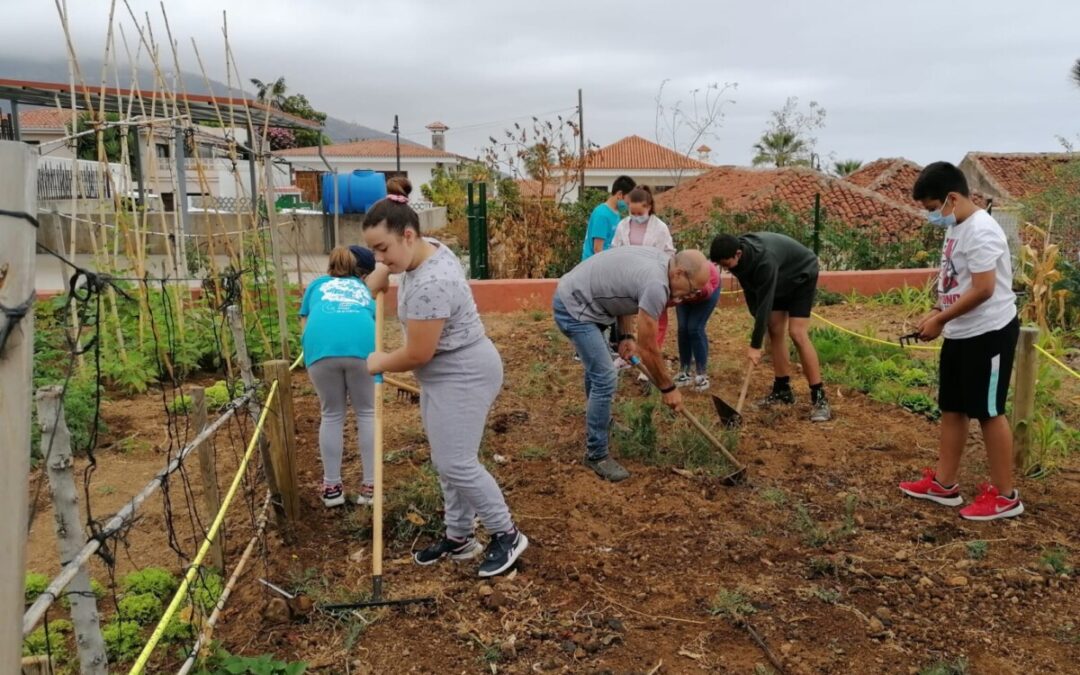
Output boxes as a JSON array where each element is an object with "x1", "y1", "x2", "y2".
[
  {"x1": 629, "y1": 356, "x2": 748, "y2": 485},
  {"x1": 713, "y1": 364, "x2": 754, "y2": 428}
]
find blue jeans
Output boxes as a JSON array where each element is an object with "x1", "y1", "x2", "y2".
[
  {"x1": 676, "y1": 286, "x2": 721, "y2": 374},
  {"x1": 553, "y1": 295, "x2": 616, "y2": 460}
]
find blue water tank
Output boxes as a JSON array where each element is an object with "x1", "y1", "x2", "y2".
[{"x1": 322, "y1": 170, "x2": 387, "y2": 214}]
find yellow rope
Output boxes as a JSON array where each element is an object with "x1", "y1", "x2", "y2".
[
  {"x1": 290, "y1": 351, "x2": 304, "y2": 371},
  {"x1": 810, "y1": 312, "x2": 941, "y2": 351},
  {"x1": 1035, "y1": 344, "x2": 1080, "y2": 382},
  {"x1": 129, "y1": 380, "x2": 280, "y2": 675}
]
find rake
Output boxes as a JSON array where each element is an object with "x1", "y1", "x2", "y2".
[{"x1": 384, "y1": 376, "x2": 421, "y2": 404}]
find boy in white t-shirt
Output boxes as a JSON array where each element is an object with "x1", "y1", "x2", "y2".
[{"x1": 899, "y1": 162, "x2": 1022, "y2": 521}]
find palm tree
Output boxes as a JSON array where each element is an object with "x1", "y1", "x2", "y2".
[
  {"x1": 833, "y1": 159, "x2": 863, "y2": 177},
  {"x1": 752, "y1": 130, "x2": 807, "y2": 167},
  {"x1": 250, "y1": 77, "x2": 287, "y2": 108}
]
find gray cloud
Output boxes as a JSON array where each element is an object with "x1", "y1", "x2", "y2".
[{"x1": 2, "y1": 0, "x2": 1078, "y2": 166}]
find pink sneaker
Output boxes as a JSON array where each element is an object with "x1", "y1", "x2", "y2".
[
  {"x1": 959, "y1": 484, "x2": 1024, "y2": 521},
  {"x1": 899, "y1": 468, "x2": 963, "y2": 507}
]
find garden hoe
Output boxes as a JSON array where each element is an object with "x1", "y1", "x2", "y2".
[
  {"x1": 326, "y1": 293, "x2": 434, "y2": 612},
  {"x1": 712, "y1": 364, "x2": 754, "y2": 429},
  {"x1": 630, "y1": 357, "x2": 748, "y2": 485}
]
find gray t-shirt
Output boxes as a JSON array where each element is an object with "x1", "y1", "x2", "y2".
[
  {"x1": 398, "y1": 239, "x2": 485, "y2": 353},
  {"x1": 555, "y1": 246, "x2": 671, "y2": 325}
]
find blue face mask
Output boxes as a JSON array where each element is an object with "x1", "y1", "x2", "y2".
[
  {"x1": 616, "y1": 199, "x2": 627, "y2": 210},
  {"x1": 927, "y1": 197, "x2": 957, "y2": 229}
]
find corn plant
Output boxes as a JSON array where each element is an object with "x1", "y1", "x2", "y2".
[{"x1": 1016, "y1": 222, "x2": 1070, "y2": 332}]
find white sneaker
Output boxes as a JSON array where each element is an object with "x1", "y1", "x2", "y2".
[
  {"x1": 673, "y1": 372, "x2": 692, "y2": 388},
  {"x1": 692, "y1": 375, "x2": 711, "y2": 392}
]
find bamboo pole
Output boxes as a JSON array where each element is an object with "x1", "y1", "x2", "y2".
[{"x1": 1012, "y1": 326, "x2": 1039, "y2": 471}]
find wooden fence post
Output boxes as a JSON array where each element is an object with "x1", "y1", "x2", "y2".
[
  {"x1": 1011, "y1": 326, "x2": 1039, "y2": 471},
  {"x1": 226, "y1": 305, "x2": 287, "y2": 528},
  {"x1": 262, "y1": 360, "x2": 299, "y2": 522},
  {"x1": 35, "y1": 387, "x2": 108, "y2": 674},
  {"x1": 191, "y1": 387, "x2": 225, "y2": 571},
  {"x1": 1, "y1": 140, "x2": 36, "y2": 675}
]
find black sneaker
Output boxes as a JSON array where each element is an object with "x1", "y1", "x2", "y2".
[
  {"x1": 757, "y1": 386, "x2": 795, "y2": 408},
  {"x1": 478, "y1": 529, "x2": 529, "y2": 578},
  {"x1": 584, "y1": 455, "x2": 630, "y2": 482},
  {"x1": 810, "y1": 396, "x2": 832, "y2": 422},
  {"x1": 413, "y1": 535, "x2": 482, "y2": 566}
]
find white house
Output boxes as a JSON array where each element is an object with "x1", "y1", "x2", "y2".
[
  {"x1": 572, "y1": 134, "x2": 714, "y2": 199},
  {"x1": 275, "y1": 122, "x2": 463, "y2": 205}
]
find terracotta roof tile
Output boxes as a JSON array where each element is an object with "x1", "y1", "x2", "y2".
[
  {"x1": 275, "y1": 139, "x2": 457, "y2": 159},
  {"x1": 848, "y1": 157, "x2": 989, "y2": 209},
  {"x1": 585, "y1": 135, "x2": 713, "y2": 171},
  {"x1": 515, "y1": 178, "x2": 558, "y2": 199},
  {"x1": 656, "y1": 166, "x2": 926, "y2": 242},
  {"x1": 964, "y1": 152, "x2": 1075, "y2": 201},
  {"x1": 18, "y1": 108, "x2": 70, "y2": 130}
]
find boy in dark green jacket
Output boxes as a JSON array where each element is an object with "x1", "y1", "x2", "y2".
[{"x1": 709, "y1": 232, "x2": 831, "y2": 422}]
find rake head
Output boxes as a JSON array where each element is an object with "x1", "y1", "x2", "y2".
[{"x1": 898, "y1": 331, "x2": 921, "y2": 348}]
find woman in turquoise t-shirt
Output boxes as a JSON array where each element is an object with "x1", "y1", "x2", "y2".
[{"x1": 300, "y1": 245, "x2": 389, "y2": 507}]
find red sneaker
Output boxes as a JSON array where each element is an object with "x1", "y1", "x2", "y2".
[
  {"x1": 899, "y1": 468, "x2": 963, "y2": 506},
  {"x1": 959, "y1": 484, "x2": 1024, "y2": 521}
]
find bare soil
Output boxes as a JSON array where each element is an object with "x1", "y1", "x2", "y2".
[{"x1": 25, "y1": 305, "x2": 1080, "y2": 674}]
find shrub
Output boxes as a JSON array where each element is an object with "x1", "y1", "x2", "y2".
[
  {"x1": 121, "y1": 567, "x2": 179, "y2": 600},
  {"x1": 23, "y1": 619, "x2": 72, "y2": 660},
  {"x1": 25, "y1": 572, "x2": 49, "y2": 604},
  {"x1": 193, "y1": 571, "x2": 224, "y2": 612},
  {"x1": 117, "y1": 592, "x2": 164, "y2": 625},
  {"x1": 102, "y1": 620, "x2": 143, "y2": 663},
  {"x1": 205, "y1": 380, "x2": 233, "y2": 410}
]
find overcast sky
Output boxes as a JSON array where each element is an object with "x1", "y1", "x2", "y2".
[{"x1": 3, "y1": 0, "x2": 1079, "y2": 168}]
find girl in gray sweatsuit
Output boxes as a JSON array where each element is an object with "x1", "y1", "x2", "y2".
[{"x1": 361, "y1": 177, "x2": 528, "y2": 579}]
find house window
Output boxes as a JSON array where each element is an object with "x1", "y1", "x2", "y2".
[{"x1": 156, "y1": 143, "x2": 170, "y2": 159}]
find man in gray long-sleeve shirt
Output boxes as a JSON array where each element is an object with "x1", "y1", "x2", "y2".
[{"x1": 709, "y1": 232, "x2": 832, "y2": 422}]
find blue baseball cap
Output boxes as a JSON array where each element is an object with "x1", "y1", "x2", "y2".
[{"x1": 348, "y1": 245, "x2": 376, "y2": 274}]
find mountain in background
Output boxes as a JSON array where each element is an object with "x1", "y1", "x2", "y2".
[{"x1": 0, "y1": 55, "x2": 405, "y2": 145}]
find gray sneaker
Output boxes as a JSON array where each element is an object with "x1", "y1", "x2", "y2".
[
  {"x1": 584, "y1": 455, "x2": 630, "y2": 482},
  {"x1": 810, "y1": 396, "x2": 832, "y2": 422}
]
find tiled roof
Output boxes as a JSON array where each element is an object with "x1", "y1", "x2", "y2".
[
  {"x1": 847, "y1": 157, "x2": 989, "y2": 209},
  {"x1": 585, "y1": 135, "x2": 713, "y2": 171},
  {"x1": 425, "y1": 121, "x2": 449, "y2": 131},
  {"x1": 515, "y1": 178, "x2": 559, "y2": 199},
  {"x1": 275, "y1": 139, "x2": 457, "y2": 159},
  {"x1": 18, "y1": 108, "x2": 69, "y2": 130},
  {"x1": 656, "y1": 166, "x2": 926, "y2": 241},
  {"x1": 962, "y1": 152, "x2": 1076, "y2": 201}
]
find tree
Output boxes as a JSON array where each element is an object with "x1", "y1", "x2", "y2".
[
  {"x1": 655, "y1": 80, "x2": 737, "y2": 185},
  {"x1": 751, "y1": 97, "x2": 827, "y2": 168},
  {"x1": 1072, "y1": 58, "x2": 1080, "y2": 89},
  {"x1": 832, "y1": 159, "x2": 863, "y2": 177},
  {"x1": 281, "y1": 93, "x2": 331, "y2": 148},
  {"x1": 67, "y1": 112, "x2": 125, "y2": 164},
  {"x1": 250, "y1": 77, "x2": 287, "y2": 108}
]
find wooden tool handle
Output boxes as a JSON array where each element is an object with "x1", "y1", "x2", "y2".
[
  {"x1": 372, "y1": 292, "x2": 384, "y2": 579},
  {"x1": 384, "y1": 376, "x2": 420, "y2": 396},
  {"x1": 680, "y1": 408, "x2": 744, "y2": 470},
  {"x1": 735, "y1": 365, "x2": 754, "y2": 415}
]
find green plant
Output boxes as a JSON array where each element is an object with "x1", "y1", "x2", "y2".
[
  {"x1": 760, "y1": 487, "x2": 788, "y2": 507},
  {"x1": 918, "y1": 657, "x2": 969, "y2": 675},
  {"x1": 807, "y1": 556, "x2": 838, "y2": 578},
  {"x1": 521, "y1": 445, "x2": 550, "y2": 460},
  {"x1": 169, "y1": 393, "x2": 193, "y2": 415},
  {"x1": 61, "y1": 578, "x2": 108, "y2": 609},
  {"x1": 205, "y1": 380, "x2": 233, "y2": 410},
  {"x1": 25, "y1": 572, "x2": 49, "y2": 604},
  {"x1": 966, "y1": 540, "x2": 989, "y2": 560},
  {"x1": 23, "y1": 619, "x2": 72, "y2": 660},
  {"x1": 811, "y1": 586, "x2": 841, "y2": 604},
  {"x1": 791, "y1": 503, "x2": 829, "y2": 548},
  {"x1": 708, "y1": 589, "x2": 756, "y2": 621},
  {"x1": 195, "y1": 648, "x2": 307, "y2": 675},
  {"x1": 613, "y1": 397, "x2": 658, "y2": 459},
  {"x1": 118, "y1": 592, "x2": 164, "y2": 625},
  {"x1": 1040, "y1": 547, "x2": 1073, "y2": 575},
  {"x1": 162, "y1": 615, "x2": 195, "y2": 644},
  {"x1": 102, "y1": 620, "x2": 143, "y2": 663},
  {"x1": 121, "y1": 567, "x2": 179, "y2": 600},
  {"x1": 193, "y1": 571, "x2": 224, "y2": 612}
]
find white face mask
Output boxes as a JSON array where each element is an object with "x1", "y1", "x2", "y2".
[{"x1": 630, "y1": 214, "x2": 649, "y2": 225}]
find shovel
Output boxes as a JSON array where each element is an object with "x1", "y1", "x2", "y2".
[
  {"x1": 713, "y1": 365, "x2": 754, "y2": 428},
  {"x1": 629, "y1": 357, "x2": 748, "y2": 485}
]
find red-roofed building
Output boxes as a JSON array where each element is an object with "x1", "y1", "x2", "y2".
[
  {"x1": 847, "y1": 157, "x2": 990, "y2": 210},
  {"x1": 655, "y1": 165, "x2": 925, "y2": 243},
  {"x1": 958, "y1": 151, "x2": 1077, "y2": 203},
  {"x1": 575, "y1": 135, "x2": 713, "y2": 198}
]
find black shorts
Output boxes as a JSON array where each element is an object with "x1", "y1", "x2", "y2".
[
  {"x1": 771, "y1": 270, "x2": 818, "y2": 318},
  {"x1": 938, "y1": 316, "x2": 1019, "y2": 420}
]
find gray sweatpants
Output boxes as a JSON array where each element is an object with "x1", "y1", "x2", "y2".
[
  {"x1": 308, "y1": 357, "x2": 375, "y2": 486},
  {"x1": 416, "y1": 338, "x2": 514, "y2": 539}
]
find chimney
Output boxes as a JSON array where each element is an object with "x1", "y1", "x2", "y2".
[
  {"x1": 426, "y1": 121, "x2": 449, "y2": 152},
  {"x1": 696, "y1": 144, "x2": 712, "y2": 163}
]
